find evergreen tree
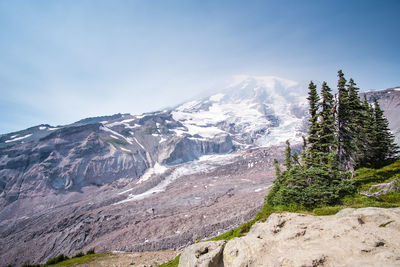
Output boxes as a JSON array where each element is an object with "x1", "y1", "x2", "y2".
[
  {"x1": 318, "y1": 82, "x2": 336, "y2": 155},
  {"x1": 346, "y1": 78, "x2": 364, "y2": 166},
  {"x1": 336, "y1": 70, "x2": 351, "y2": 168},
  {"x1": 274, "y1": 158, "x2": 281, "y2": 177},
  {"x1": 371, "y1": 98, "x2": 399, "y2": 165},
  {"x1": 358, "y1": 95, "x2": 375, "y2": 167},
  {"x1": 305, "y1": 81, "x2": 320, "y2": 166},
  {"x1": 266, "y1": 71, "x2": 398, "y2": 209},
  {"x1": 284, "y1": 140, "x2": 292, "y2": 170}
]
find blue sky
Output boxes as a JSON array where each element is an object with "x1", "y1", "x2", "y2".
[{"x1": 1, "y1": 0, "x2": 399, "y2": 134}]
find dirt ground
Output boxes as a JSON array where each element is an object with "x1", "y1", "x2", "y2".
[{"x1": 73, "y1": 250, "x2": 180, "y2": 267}]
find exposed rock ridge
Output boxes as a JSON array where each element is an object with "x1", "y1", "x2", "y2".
[{"x1": 179, "y1": 207, "x2": 400, "y2": 267}]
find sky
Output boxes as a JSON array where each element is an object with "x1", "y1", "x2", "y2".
[{"x1": 1, "y1": 0, "x2": 399, "y2": 134}]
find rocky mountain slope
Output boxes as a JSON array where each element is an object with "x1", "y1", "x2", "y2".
[
  {"x1": 0, "y1": 77, "x2": 398, "y2": 266},
  {"x1": 179, "y1": 207, "x2": 400, "y2": 267},
  {"x1": 364, "y1": 87, "x2": 400, "y2": 145}
]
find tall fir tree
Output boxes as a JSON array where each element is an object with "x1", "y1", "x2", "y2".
[
  {"x1": 371, "y1": 98, "x2": 399, "y2": 165},
  {"x1": 284, "y1": 140, "x2": 292, "y2": 170},
  {"x1": 336, "y1": 70, "x2": 351, "y2": 168},
  {"x1": 318, "y1": 82, "x2": 336, "y2": 155},
  {"x1": 358, "y1": 95, "x2": 375, "y2": 167},
  {"x1": 305, "y1": 81, "x2": 320, "y2": 166},
  {"x1": 346, "y1": 78, "x2": 364, "y2": 166}
]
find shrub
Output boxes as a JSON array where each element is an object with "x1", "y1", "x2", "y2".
[
  {"x1": 72, "y1": 251, "x2": 85, "y2": 258},
  {"x1": 86, "y1": 248, "x2": 95, "y2": 255},
  {"x1": 21, "y1": 262, "x2": 40, "y2": 267},
  {"x1": 44, "y1": 254, "x2": 69, "y2": 265}
]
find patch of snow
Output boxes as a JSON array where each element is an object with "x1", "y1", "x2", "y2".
[
  {"x1": 120, "y1": 147, "x2": 131, "y2": 153},
  {"x1": 132, "y1": 136, "x2": 145, "y2": 150},
  {"x1": 395, "y1": 88, "x2": 400, "y2": 91},
  {"x1": 121, "y1": 118, "x2": 135, "y2": 123},
  {"x1": 10, "y1": 135, "x2": 18, "y2": 139},
  {"x1": 115, "y1": 153, "x2": 237, "y2": 204},
  {"x1": 100, "y1": 126, "x2": 133, "y2": 144},
  {"x1": 185, "y1": 124, "x2": 226, "y2": 138},
  {"x1": 48, "y1": 127, "x2": 58, "y2": 131},
  {"x1": 136, "y1": 163, "x2": 168, "y2": 184},
  {"x1": 175, "y1": 100, "x2": 200, "y2": 112},
  {"x1": 5, "y1": 134, "x2": 32, "y2": 143},
  {"x1": 39, "y1": 126, "x2": 47, "y2": 130},
  {"x1": 209, "y1": 93, "x2": 225, "y2": 102},
  {"x1": 254, "y1": 188, "x2": 263, "y2": 192},
  {"x1": 110, "y1": 134, "x2": 121, "y2": 140}
]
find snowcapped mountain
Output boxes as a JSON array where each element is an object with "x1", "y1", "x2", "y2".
[{"x1": 171, "y1": 76, "x2": 308, "y2": 146}]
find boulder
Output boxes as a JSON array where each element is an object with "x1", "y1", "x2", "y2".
[
  {"x1": 178, "y1": 240, "x2": 226, "y2": 267},
  {"x1": 180, "y1": 207, "x2": 400, "y2": 266}
]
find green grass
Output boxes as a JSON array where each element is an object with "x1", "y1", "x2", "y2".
[
  {"x1": 159, "y1": 254, "x2": 180, "y2": 267},
  {"x1": 353, "y1": 159, "x2": 400, "y2": 187},
  {"x1": 45, "y1": 253, "x2": 110, "y2": 266}
]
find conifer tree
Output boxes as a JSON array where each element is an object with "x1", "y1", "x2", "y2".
[
  {"x1": 274, "y1": 158, "x2": 281, "y2": 177},
  {"x1": 346, "y1": 78, "x2": 364, "y2": 166},
  {"x1": 336, "y1": 70, "x2": 351, "y2": 168},
  {"x1": 318, "y1": 82, "x2": 336, "y2": 155},
  {"x1": 305, "y1": 81, "x2": 320, "y2": 166},
  {"x1": 358, "y1": 95, "x2": 375, "y2": 167},
  {"x1": 371, "y1": 98, "x2": 399, "y2": 165},
  {"x1": 284, "y1": 140, "x2": 292, "y2": 170}
]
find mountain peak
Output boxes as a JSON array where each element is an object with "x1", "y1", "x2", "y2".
[{"x1": 227, "y1": 75, "x2": 300, "y2": 90}]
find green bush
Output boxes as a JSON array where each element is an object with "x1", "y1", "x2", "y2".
[
  {"x1": 72, "y1": 251, "x2": 84, "y2": 258},
  {"x1": 44, "y1": 254, "x2": 69, "y2": 265},
  {"x1": 86, "y1": 248, "x2": 95, "y2": 255},
  {"x1": 21, "y1": 262, "x2": 40, "y2": 267},
  {"x1": 267, "y1": 165, "x2": 355, "y2": 209}
]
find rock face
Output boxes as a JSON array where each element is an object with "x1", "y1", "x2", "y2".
[
  {"x1": 180, "y1": 208, "x2": 400, "y2": 267},
  {"x1": 178, "y1": 241, "x2": 226, "y2": 267}
]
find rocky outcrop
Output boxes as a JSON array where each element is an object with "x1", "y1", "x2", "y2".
[
  {"x1": 178, "y1": 241, "x2": 226, "y2": 267},
  {"x1": 361, "y1": 178, "x2": 400, "y2": 198},
  {"x1": 180, "y1": 207, "x2": 400, "y2": 267}
]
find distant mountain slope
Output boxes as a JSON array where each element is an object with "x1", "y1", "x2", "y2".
[
  {"x1": 364, "y1": 87, "x2": 400, "y2": 145},
  {"x1": 0, "y1": 76, "x2": 308, "y2": 209}
]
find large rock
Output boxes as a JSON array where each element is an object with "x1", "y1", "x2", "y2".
[
  {"x1": 178, "y1": 240, "x2": 226, "y2": 267},
  {"x1": 180, "y1": 208, "x2": 400, "y2": 266}
]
